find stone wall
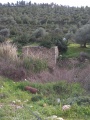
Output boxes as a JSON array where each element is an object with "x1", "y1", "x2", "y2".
[{"x1": 22, "y1": 46, "x2": 59, "y2": 66}]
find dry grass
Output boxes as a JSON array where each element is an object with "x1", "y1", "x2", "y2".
[
  {"x1": 0, "y1": 42, "x2": 18, "y2": 61},
  {"x1": 0, "y1": 42, "x2": 89, "y2": 90},
  {"x1": 0, "y1": 42, "x2": 25, "y2": 80},
  {"x1": 0, "y1": 42, "x2": 48, "y2": 80}
]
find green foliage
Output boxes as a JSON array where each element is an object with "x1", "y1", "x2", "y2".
[
  {"x1": 21, "y1": 14, "x2": 30, "y2": 24},
  {"x1": 0, "y1": 2, "x2": 90, "y2": 48},
  {"x1": 75, "y1": 24, "x2": 90, "y2": 47},
  {"x1": 40, "y1": 34, "x2": 68, "y2": 52},
  {"x1": 51, "y1": 34, "x2": 68, "y2": 52},
  {"x1": 16, "y1": 81, "x2": 31, "y2": 90},
  {"x1": 0, "y1": 35, "x2": 5, "y2": 43},
  {"x1": 22, "y1": 57, "x2": 48, "y2": 73},
  {"x1": 53, "y1": 81, "x2": 69, "y2": 94},
  {"x1": 40, "y1": 35, "x2": 52, "y2": 48},
  {"x1": 0, "y1": 42, "x2": 48, "y2": 80},
  {"x1": 31, "y1": 95, "x2": 43, "y2": 102},
  {"x1": 14, "y1": 16, "x2": 22, "y2": 24},
  {"x1": 13, "y1": 33, "x2": 30, "y2": 46},
  {"x1": 55, "y1": 37, "x2": 68, "y2": 52},
  {"x1": 63, "y1": 43, "x2": 90, "y2": 58},
  {"x1": 31, "y1": 27, "x2": 48, "y2": 39},
  {"x1": 0, "y1": 77, "x2": 90, "y2": 120},
  {"x1": 0, "y1": 28, "x2": 10, "y2": 37},
  {"x1": 10, "y1": 27, "x2": 18, "y2": 36},
  {"x1": 70, "y1": 83, "x2": 84, "y2": 97},
  {"x1": 0, "y1": 93, "x2": 7, "y2": 99},
  {"x1": 0, "y1": 4, "x2": 90, "y2": 119}
]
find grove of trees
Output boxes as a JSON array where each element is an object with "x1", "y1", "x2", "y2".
[{"x1": 0, "y1": 1, "x2": 90, "y2": 51}]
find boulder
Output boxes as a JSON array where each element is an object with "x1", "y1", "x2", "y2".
[
  {"x1": 56, "y1": 118, "x2": 64, "y2": 120},
  {"x1": 62, "y1": 105, "x2": 71, "y2": 111},
  {"x1": 46, "y1": 115, "x2": 57, "y2": 120},
  {"x1": 46, "y1": 115, "x2": 64, "y2": 120}
]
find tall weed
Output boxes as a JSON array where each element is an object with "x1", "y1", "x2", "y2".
[
  {"x1": 0, "y1": 42, "x2": 17, "y2": 61},
  {"x1": 22, "y1": 57, "x2": 48, "y2": 73}
]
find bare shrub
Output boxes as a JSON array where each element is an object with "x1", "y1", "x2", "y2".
[
  {"x1": 0, "y1": 42, "x2": 26, "y2": 80},
  {"x1": 76, "y1": 64, "x2": 90, "y2": 92},
  {"x1": 78, "y1": 52, "x2": 90, "y2": 62},
  {"x1": 0, "y1": 60, "x2": 26, "y2": 80},
  {"x1": 0, "y1": 42, "x2": 47, "y2": 80}
]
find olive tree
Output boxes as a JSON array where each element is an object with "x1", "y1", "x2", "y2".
[
  {"x1": 0, "y1": 28, "x2": 10, "y2": 37},
  {"x1": 75, "y1": 24, "x2": 90, "y2": 47},
  {"x1": 32, "y1": 27, "x2": 48, "y2": 38}
]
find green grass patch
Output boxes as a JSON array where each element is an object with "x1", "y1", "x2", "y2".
[
  {"x1": 0, "y1": 76, "x2": 90, "y2": 120},
  {"x1": 63, "y1": 43, "x2": 90, "y2": 58},
  {"x1": 22, "y1": 57, "x2": 48, "y2": 73}
]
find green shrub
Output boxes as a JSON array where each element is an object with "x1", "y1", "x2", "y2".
[
  {"x1": 46, "y1": 95, "x2": 59, "y2": 106},
  {"x1": 22, "y1": 57, "x2": 48, "y2": 73},
  {"x1": 32, "y1": 27, "x2": 48, "y2": 38},
  {"x1": 13, "y1": 33, "x2": 30, "y2": 46},
  {"x1": 16, "y1": 81, "x2": 31, "y2": 90},
  {"x1": 31, "y1": 95, "x2": 43, "y2": 102},
  {"x1": 40, "y1": 35, "x2": 53, "y2": 48},
  {"x1": 0, "y1": 35, "x2": 5, "y2": 43},
  {"x1": 49, "y1": 33, "x2": 67, "y2": 52},
  {"x1": 40, "y1": 34, "x2": 68, "y2": 52},
  {"x1": 66, "y1": 96, "x2": 90, "y2": 105},
  {"x1": 40, "y1": 39, "x2": 53, "y2": 48},
  {"x1": 0, "y1": 93, "x2": 8, "y2": 99},
  {"x1": 53, "y1": 81, "x2": 69, "y2": 94},
  {"x1": 70, "y1": 83, "x2": 84, "y2": 97},
  {"x1": 56, "y1": 39, "x2": 68, "y2": 52},
  {"x1": 0, "y1": 28, "x2": 10, "y2": 37}
]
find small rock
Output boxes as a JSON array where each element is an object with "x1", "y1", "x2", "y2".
[
  {"x1": 46, "y1": 115, "x2": 57, "y2": 120},
  {"x1": 16, "y1": 105, "x2": 23, "y2": 109},
  {"x1": 56, "y1": 117, "x2": 64, "y2": 120},
  {"x1": 0, "y1": 104, "x2": 3, "y2": 108},
  {"x1": 12, "y1": 101, "x2": 16, "y2": 104},
  {"x1": 62, "y1": 105, "x2": 71, "y2": 111},
  {"x1": 43, "y1": 103, "x2": 47, "y2": 107},
  {"x1": 56, "y1": 98, "x2": 61, "y2": 104}
]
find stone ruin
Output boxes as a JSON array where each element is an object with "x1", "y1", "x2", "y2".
[{"x1": 22, "y1": 46, "x2": 59, "y2": 66}]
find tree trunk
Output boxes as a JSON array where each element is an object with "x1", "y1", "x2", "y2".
[
  {"x1": 83, "y1": 42, "x2": 86, "y2": 48},
  {"x1": 80, "y1": 43, "x2": 86, "y2": 48}
]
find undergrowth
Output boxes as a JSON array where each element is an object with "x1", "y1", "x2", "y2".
[{"x1": 0, "y1": 42, "x2": 48, "y2": 80}]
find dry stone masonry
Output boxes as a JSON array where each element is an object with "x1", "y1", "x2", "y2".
[{"x1": 22, "y1": 46, "x2": 59, "y2": 66}]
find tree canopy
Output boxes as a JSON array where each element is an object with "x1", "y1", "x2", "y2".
[
  {"x1": 1, "y1": 1, "x2": 90, "y2": 49},
  {"x1": 75, "y1": 24, "x2": 90, "y2": 47}
]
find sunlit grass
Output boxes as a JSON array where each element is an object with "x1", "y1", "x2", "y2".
[
  {"x1": 0, "y1": 76, "x2": 90, "y2": 120},
  {"x1": 63, "y1": 43, "x2": 90, "y2": 58}
]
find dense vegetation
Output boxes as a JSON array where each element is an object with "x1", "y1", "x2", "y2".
[
  {"x1": 1, "y1": 1, "x2": 90, "y2": 50},
  {"x1": 0, "y1": 1, "x2": 90, "y2": 120}
]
